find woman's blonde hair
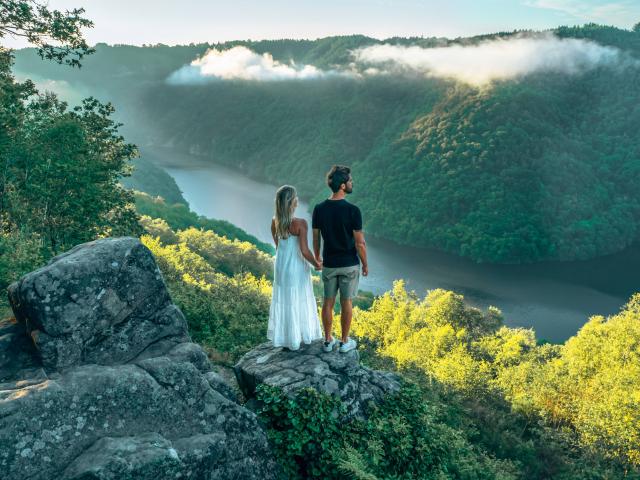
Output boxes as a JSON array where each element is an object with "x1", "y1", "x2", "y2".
[{"x1": 274, "y1": 185, "x2": 297, "y2": 239}]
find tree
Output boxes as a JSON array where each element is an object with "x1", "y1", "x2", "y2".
[
  {"x1": 6, "y1": 94, "x2": 142, "y2": 253},
  {"x1": 634, "y1": 22, "x2": 640, "y2": 33},
  {"x1": 1, "y1": 1, "x2": 96, "y2": 306},
  {"x1": 0, "y1": 0, "x2": 140, "y2": 300},
  {"x1": 1, "y1": 0, "x2": 95, "y2": 223},
  {"x1": 1, "y1": 0, "x2": 93, "y2": 66}
]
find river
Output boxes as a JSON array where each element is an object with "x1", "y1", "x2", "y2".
[{"x1": 149, "y1": 148, "x2": 638, "y2": 343}]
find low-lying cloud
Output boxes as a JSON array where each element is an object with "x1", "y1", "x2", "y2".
[
  {"x1": 168, "y1": 46, "x2": 329, "y2": 83},
  {"x1": 353, "y1": 34, "x2": 629, "y2": 86},
  {"x1": 168, "y1": 34, "x2": 633, "y2": 86}
]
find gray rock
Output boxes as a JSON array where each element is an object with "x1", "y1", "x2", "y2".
[
  {"x1": 235, "y1": 341, "x2": 402, "y2": 419},
  {"x1": 205, "y1": 370, "x2": 240, "y2": 403},
  {"x1": 8, "y1": 237, "x2": 189, "y2": 371},
  {"x1": 63, "y1": 433, "x2": 183, "y2": 480},
  {"x1": 1, "y1": 237, "x2": 278, "y2": 480}
]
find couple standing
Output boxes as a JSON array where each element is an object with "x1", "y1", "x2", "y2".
[{"x1": 268, "y1": 165, "x2": 368, "y2": 353}]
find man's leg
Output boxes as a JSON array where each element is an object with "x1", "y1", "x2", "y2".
[
  {"x1": 339, "y1": 297, "x2": 352, "y2": 343},
  {"x1": 321, "y1": 267, "x2": 338, "y2": 343},
  {"x1": 322, "y1": 297, "x2": 336, "y2": 342},
  {"x1": 337, "y1": 265, "x2": 360, "y2": 345}
]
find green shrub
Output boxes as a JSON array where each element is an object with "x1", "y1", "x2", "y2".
[
  {"x1": 257, "y1": 384, "x2": 346, "y2": 479},
  {"x1": 0, "y1": 227, "x2": 44, "y2": 314},
  {"x1": 177, "y1": 227, "x2": 273, "y2": 279},
  {"x1": 257, "y1": 383, "x2": 520, "y2": 480}
]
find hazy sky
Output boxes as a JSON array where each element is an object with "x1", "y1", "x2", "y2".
[{"x1": 3, "y1": 0, "x2": 640, "y2": 48}]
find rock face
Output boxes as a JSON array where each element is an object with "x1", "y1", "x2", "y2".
[
  {"x1": 8, "y1": 237, "x2": 188, "y2": 370},
  {"x1": 235, "y1": 341, "x2": 402, "y2": 419},
  {"x1": 1, "y1": 237, "x2": 277, "y2": 480}
]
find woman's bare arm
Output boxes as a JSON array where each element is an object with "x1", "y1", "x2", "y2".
[
  {"x1": 295, "y1": 219, "x2": 321, "y2": 269},
  {"x1": 312, "y1": 228, "x2": 322, "y2": 264},
  {"x1": 271, "y1": 218, "x2": 278, "y2": 248}
]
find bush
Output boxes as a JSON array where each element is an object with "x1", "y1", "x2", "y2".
[
  {"x1": 0, "y1": 227, "x2": 44, "y2": 313},
  {"x1": 257, "y1": 383, "x2": 520, "y2": 480},
  {"x1": 257, "y1": 384, "x2": 346, "y2": 479},
  {"x1": 177, "y1": 227, "x2": 273, "y2": 279}
]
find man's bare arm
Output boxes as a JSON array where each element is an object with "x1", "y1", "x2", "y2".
[
  {"x1": 354, "y1": 230, "x2": 368, "y2": 276},
  {"x1": 312, "y1": 228, "x2": 322, "y2": 262}
]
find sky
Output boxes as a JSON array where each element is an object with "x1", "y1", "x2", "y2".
[{"x1": 3, "y1": 0, "x2": 640, "y2": 49}]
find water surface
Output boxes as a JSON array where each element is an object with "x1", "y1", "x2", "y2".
[{"x1": 150, "y1": 148, "x2": 638, "y2": 342}]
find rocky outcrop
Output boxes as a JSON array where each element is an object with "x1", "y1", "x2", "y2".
[
  {"x1": 235, "y1": 341, "x2": 402, "y2": 419},
  {"x1": 1, "y1": 237, "x2": 277, "y2": 480},
  {"x1": 8, "y1": 237, "x2": 188, "y2": 371}
]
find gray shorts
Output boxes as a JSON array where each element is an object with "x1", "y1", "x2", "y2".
[{"x1": 321, "y1": 265, "x2": 360, "y2": 299}]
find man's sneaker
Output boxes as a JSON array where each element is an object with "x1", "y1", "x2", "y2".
[
  {"x1": 323, "y1": 338, "x2": 337, "y2": 352},
  {"x1": 339, "y1": 338, "x2": 357, "y2": 353}
]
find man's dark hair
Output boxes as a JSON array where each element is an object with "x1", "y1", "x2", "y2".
[{"x1": 327, "y1": 165, "x2": 351, "y2": 193}]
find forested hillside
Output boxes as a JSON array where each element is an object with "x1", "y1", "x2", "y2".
[
  {"x1": 12, "y1": 25, "x2": 640, "y2": 263},
  {"x1": 121, "y1": 153, "x2": 186, "y2": 205}
]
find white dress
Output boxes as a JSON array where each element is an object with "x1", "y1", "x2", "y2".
[{"x1": 267, "y1": 234, "x2": 322, "y2": 350}]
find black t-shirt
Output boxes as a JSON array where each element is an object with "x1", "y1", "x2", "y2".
[{"x1": 312, "y1": 199, "x2": 362, "y2": 268}]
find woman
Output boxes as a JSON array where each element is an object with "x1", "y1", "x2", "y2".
[{"x1": 268, "y1": 185, "x2": 323, "y2": 350}]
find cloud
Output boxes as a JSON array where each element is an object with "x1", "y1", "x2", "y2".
[
  {"x1": 167, "y1": 46, "x2": 331, "y2": 83},
  {"x1": 168, "y1": 35, "x2": 634, "y2": 87},
  {"x1": 353, "y1": 34, "x2": 631, "y2": 86}
]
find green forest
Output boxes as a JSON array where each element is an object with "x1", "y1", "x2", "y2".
[
  {"x1": 11, "y1": 24, "x2": 640, "y2": 263},
  {"x1": 1, "y1": 2, "x2": 639, "y2": 478}
]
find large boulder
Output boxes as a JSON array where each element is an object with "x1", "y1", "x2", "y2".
[
  {"x1": 8, "y1": 237, "x2": 188, "y2": 370},
  {"x1": 1, "y1": 237, "x2": 277, "y2": 480},
  {"x1": 235, "y1": 341, "x2": 402, "y2": 419}
]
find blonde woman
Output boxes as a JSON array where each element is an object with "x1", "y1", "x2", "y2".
[{"x1": 268, "y1": 185, "x2": 323, "y2": 351}]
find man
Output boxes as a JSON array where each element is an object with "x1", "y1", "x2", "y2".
[{"x1": 312, "y1": 165, "x2": 368, "y2": 353}]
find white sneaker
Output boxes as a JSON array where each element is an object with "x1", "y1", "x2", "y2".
[
  {"x1": 339, "y1": 338, "x2": 357, "y2": 353},
  {"x1": 323, "y1": 338, "x2": 337, "y2": 352}
]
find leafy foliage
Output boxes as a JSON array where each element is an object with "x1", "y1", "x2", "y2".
[
  {"x1": 510, "y1": 295, "x2": 640, "y2": 466},
  {"x1": 1, "y1": 0, "x2": 93, "y2": 66},
  {"x1": 0, "y1": 223, "x2": 42, "y2": 313},
  {"x1": 257, "y1": 383, "x2": 520, "y2": 480},
  {"x1": 176, "y1": 227, "x2": 273, "y2": 279},
  {"x1": 1, "y1": 3, "x2": 141, "y2": 311},
  {"x1": 352, "y1": 281, "x2": 640, "y2": 475},
  {"x1": 256, "y1": 385, "x2": 346, "y2": 479},
  {"x1": 1, "y1": 87, "x2": 142, "y2": 254}
]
